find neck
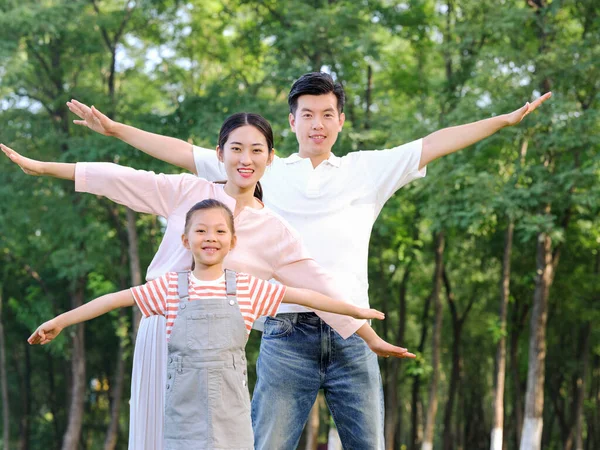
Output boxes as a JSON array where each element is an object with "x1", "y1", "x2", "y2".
[
  {"x1": 223, "y1": 182, "x2": 261, "y2": 215},
  {"x1": 192, "y1": 263, "x2": 224, "y2": 281},
  {"x1": 298, "y1": 148, "x2": 332, "y2": 168}
]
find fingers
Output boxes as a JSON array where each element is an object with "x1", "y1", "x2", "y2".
[
  {"x1": 529, "y1": 91, "x2": 552, "y2": 110},
  {"x1": 1, "y1": 143, "x2": 20, "y2": 162},
  {"x1": 369, "y1": 309, "x2": 385, "y2": 320}
]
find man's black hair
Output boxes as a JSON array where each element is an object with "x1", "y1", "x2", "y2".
[{"x1": 288, "y1": 72, "x2": 345, "y2": 115}]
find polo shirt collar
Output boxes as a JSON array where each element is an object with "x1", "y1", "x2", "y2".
[{"x1": 284, "y1": 152, "x2": 341, "y2": 168}]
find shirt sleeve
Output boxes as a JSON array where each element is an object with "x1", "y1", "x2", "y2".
[
  {"x1": 273, "y1": 231, "x2": 366, "y2": 339},
  {"x1": 245, "y1": 274, "x2": 287, "y2": 320},
  {"x1": 130, "y1": 273, "x2": 171, "y2": 317},
  {"x1": 74, "y1": 162, "x2": 199, "y2": 218},
  {"x1": 193, "y1": 146, "x2": 228, "y2": 181},
  {"x1": 361, "y1": 138, "x2": 426, "y2": 208}
]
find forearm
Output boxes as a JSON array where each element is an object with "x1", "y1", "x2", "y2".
[
  {"x1": 111, "y1": 122, "x2": 197, "y2": 173},
  {"x1": 284, "y1": 287, "x2": 360, "y2": 317},
  {"x1": 355, "y1": 322, "x2": 379, "y2": 346},
  {"x1": 40, "y1": 162, "x2": 76, "y2": 180},
  {"x1": 54, "y1": 289, "x2": 133, "y2": 329},
  {"x1": 421, "y1": 114, "x2": 510, "y2": 168}
]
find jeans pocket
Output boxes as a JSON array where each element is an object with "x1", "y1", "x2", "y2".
[{"x1": 263, "y1": 316, "x2": 293, "y2": 339}]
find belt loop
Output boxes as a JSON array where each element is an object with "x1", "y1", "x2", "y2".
[
  {"x1": 232, "y1": 354, "x2": 236, "y2": 369},
  {"x1": 291, "y1": 313, "x2": 299, "y2": 325}
]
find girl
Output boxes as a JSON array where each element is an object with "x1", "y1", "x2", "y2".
[{"x1": 28, "y1": 199, "x2": 385, "y2": 449}]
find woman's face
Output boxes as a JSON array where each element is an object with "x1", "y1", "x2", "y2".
[{"x1": 218, "y1": 125, "x2": 273, "y2": 191}]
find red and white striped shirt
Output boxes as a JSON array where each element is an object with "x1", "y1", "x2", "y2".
[{"x1": 130, "y1": 271, "x2": 286, "y2": 340}]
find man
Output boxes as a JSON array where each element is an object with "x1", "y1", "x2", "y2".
[{"x1": 67, "y1": 72, "x2": 550, "y2": 449}]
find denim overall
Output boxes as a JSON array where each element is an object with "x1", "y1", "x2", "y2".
[{"x1": 164, "y1": 270, "x2": 253, "y2": 449}]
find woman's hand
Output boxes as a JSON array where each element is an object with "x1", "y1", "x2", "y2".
[
  {"x1": 1, "y1": 144, "x2": 45, "y2": 176},
  {"x1": 67, "y1": 99, "x2": 118, "y2": 136},
  {"x1": 353, "y1": 306, "x2": 385, "y2": 321},
  {"x1": 28, "y1": 319, "x2": 64, "y2": 345}
]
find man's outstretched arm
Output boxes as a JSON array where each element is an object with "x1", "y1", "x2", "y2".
[
  {"x1": 420, "y1": 92, "x2": 552, "y2": 169},
  {"x1": 67, "y1": 99, "x2": 198, "y2": 173}
]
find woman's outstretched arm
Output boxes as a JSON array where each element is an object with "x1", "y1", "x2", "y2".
[
  {"x1": 1, "y1": 144, "x2": 75, "y2": 180},
  {"x1": 67, "y1": 100, "x2": 198, "y2": 173}
]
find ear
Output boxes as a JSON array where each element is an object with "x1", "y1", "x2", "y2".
[
  {"x1": 338, "y1": 112, "x2": 345, "y2": 131},
  {"x1": 216, "y1": 145, "x2": 224, "y2": 163},
  {"x1": 230, "y1": 235, "x2": 237, "y2": 250},
  {"x1": 181, "y1": 234, "x2": 190, "y2": 249},
  {"x1": 289, "y1": 112, "x2": 296, "y2": 132},
  {"x1": 267, "y1": 150, "x2": 275, "y2": 166}
]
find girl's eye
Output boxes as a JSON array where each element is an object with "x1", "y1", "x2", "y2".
[
  {"x1": 217, "y1": 230, "x2": 227, "y2": 234},
  {"x1": 303, "y1": 114, "x2": 311, "y2": 118},
  {"x1": 231, "y1": 147, "x2": 241, "y2": 152},
  {"x1": 196, "y1": 229, "x2": 205, "y2": 233},
  {"x1": 253, "y1": 148, "x2": 263, "y2": 153}
]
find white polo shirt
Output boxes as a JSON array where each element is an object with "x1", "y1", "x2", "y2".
[{"x1": 193, "y1": 139, "x2": 425, "y2": 311}]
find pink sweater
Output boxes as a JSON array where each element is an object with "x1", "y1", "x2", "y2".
[{"x1": 75, "y1": 163, "x2": 364, "y2": 338}]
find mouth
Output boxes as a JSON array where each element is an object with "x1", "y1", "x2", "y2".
[
  {"x1": 201, "y1": 246, "x2": 220, "y2": 254},
  {"x1": 309, "y1": 135, "x2": 327, "y2": 144},
  {"x1": 238, "y1": 168, "x2": 254, "y2": 179}
]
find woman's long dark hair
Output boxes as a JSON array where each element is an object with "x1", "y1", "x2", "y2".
[{"x1": 217, "y1": 112, "x2": 274, "y2": 201}]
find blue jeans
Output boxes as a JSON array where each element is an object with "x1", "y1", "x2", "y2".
[{"x1": 251, "y1": 313, "x2": 384, "y2": 450}]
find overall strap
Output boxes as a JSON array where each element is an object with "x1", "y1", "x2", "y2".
[
  {"x1": 177, "y1": 272, "x2": 190, "y2": 302},
  {"x1": 224, "y1": 269, "x2": 237, "y2": 305}
]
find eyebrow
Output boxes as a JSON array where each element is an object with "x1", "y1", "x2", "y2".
[
  {"x1": 229, "y1": 141, "x2": 266, "y2": 146},
  {"x1": 300, "y1": 107, "x2": 336, "y2": 113},
  {"x1": 194, "y1": 223, "x2": 229, "y2": 227}
]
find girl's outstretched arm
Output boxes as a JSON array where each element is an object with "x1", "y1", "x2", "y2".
[
  {"x1": 1, "y1": 144, "x2": 75, "y2": 180},
  {"x1": 28, "y1": 290, "x2": 134, "y2": 345},
  {"x1": 282, "y1": 287, "x2": 384, "y2": 321},
  {"x1": 67, "y1": 100, "x2": 197, "y2": 173}
]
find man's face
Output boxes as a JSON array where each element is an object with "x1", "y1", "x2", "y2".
[{"x1": 289, "y1": 93, "x2": 345, "y2": 161}]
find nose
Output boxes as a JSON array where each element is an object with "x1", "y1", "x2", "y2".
[
  {"x1": 240, "y1": 149, "x2": 252, "y2": 165},
  {"x1": 311, "y1": 119, "x2": 324, "y2": 130}
]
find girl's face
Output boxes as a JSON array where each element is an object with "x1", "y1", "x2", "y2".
[
  {"x1": 182, "y1": 208, "x2": 236, "y2": 269},
  {"x1": 217, "y1": 125, "x2": 273, "y2": 191}
]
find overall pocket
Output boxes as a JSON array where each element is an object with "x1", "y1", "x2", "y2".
[{"x1": 187, "y1": 311, "x2": 232, "y2": 349}]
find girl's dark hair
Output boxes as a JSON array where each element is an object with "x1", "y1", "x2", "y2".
[
  {"x1": 288, "y1": 72, "x2": 346, "y2": 116},
  {"x1": 184, "y1": 199, "x2": 235, "y2": 270},
  {"x1": 217, "y1": 112, "x2": 274, "y2": 201}
]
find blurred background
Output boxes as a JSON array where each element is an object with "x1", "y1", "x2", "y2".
[{"x1": 0, "y1": 0, "x2": 598, "y2": 449}]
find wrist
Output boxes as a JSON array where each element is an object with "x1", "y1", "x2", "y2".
[{"x1": 109, "y1": 121, "x2": 125, "y2": 138}]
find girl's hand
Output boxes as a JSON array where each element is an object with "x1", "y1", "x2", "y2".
[
  {"x1": 28, "y1": 319, "x2": 63, "y2": 345},
  {"x1": 67, "y1": 99, "x2": 117, "y2": 136},
  {"x1": 1, "y1": 144, "x2": 45, "y2": 176},
  {"x1": 353, "y1": 307, "x2": 385, "y2": 320}
]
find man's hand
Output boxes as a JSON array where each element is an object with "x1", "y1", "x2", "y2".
[
  {"x1": 1, "y1": 143, "x2": 45, "y2": 176},
  {"x1": 67, "y1": 99, "x2": 118, "y2": 136},
  {"x1": 504, "y1": 92, "x2": 552, "y2": 126}
]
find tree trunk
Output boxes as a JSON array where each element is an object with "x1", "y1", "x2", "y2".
[
  {"x1": 103, "y1": 309, "x2": 128, "y2": 450},
  {"x1": 126, "y1": 207, "x2": 143, "y2": 338},
  {"x1": 18, "y1": 343, "x2": 31, "y2": 450},
  {"x1": 421, "y1": 231, "x2": 445, "y2": 450},
  {"x1": 491, "y1": 221, "x2": 514, "y2": 450},
  {"x1": 410, "y1": 290, "x2": 433, "y2": 450},
  {"x1": 519, "y1": 232, "x2": 554, "y2": 450},
  {"x1": 61, "y1": 283, "x2": 86, "y2": 450},
  {"x1": 304, "y1": 392, "x2": 322, "y2": 450},
  {"x1": 572, "y1": 324, "x2": 591, "y2": 450},
  {"x1": 0, "y1": 283, "x2": 10, "y2": 449},
  {"x1": 385, "y1": 263, "x2": 411, "y2": 449}
]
